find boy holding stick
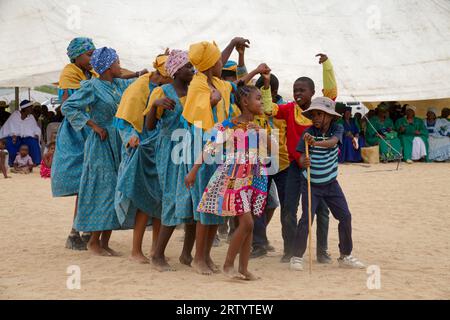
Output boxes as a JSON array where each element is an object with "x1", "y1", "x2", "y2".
[{"x1": 290, "y1": 97, "x2": 365, "y2": 271}]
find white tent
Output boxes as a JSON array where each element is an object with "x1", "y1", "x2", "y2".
[
  {"x1": 0, "y1": 88, "x2": 57, "y2": 109},
  {"x1": 1, "y1": 0, "x2": 450, "y2": 102}
]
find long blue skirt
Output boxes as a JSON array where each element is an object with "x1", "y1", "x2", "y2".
[
  {"x1": 51, "y1": 118, "x2": 89, "y2": 197},
  {"x1": 155, "y1": 132, "x2": 193, "y2": 226},
  {"x1": 74, "y1": 126, "x2": 122, "y2": 232},
  {"x1": 339, "y1": 136, "x2": 365, "y2": 163},
  {"x1": 181, "y1": 129, "x2": 224, "y2": 225},
  {"x1": 115, "y1": 131, "x2": 162, "y2": 229},
  {"x1": 5, "y1": 136, "x2": 41, "y2": 166}
]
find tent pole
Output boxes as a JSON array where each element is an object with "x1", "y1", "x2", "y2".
[{"x1": 14, "y1": 87, "x2": 19, "y2": 111}]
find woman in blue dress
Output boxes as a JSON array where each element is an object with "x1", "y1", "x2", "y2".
[
  {"x1": 62, "y1": 47, "x2": 134, "y2": 256},
  {"x1": 114, "y1": 53, "x2": 172, "y2": 264},
  {"x1": 144, "y1": 50, "x2": 197, "y2": 271},
  {"x1": 52, "y1": 37, "x2": 97, "y2": 250},
  {"x1": 337, "y1": 107, "x2": 364, "y2": 163}
]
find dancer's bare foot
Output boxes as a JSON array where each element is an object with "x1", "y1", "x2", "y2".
[
  {"x1": 179, "y1": 253, "x2": 193, "y2": 267},
  {"x1": 238, "y1": 268, "x2": 260, "y2": 281},
  {"x1": 102, "y1": 246, "x2": 122, "y2": 257},
  {"x1": 130, "y1": 252, "x2": 150, "y2": 264},
  {"x1": 87, "y1": 242, "x2": 110, "y2": 256},
  {"x1": 152, "y1": 256, "x2": 175, "y2": 272},
  {"x1": 193, "y1": 259, "x2": 212, "y2": 275},
  {"x1": 223, "y1": 265, "x2": 243, "y2": 279},
  {"x1": 206, "y1": 256, "x2": 220, "y2": 273}
]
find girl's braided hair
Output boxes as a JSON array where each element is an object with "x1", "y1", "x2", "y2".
[{"x1": 234, "y1": 80, "x2": 259, "y2": 110}]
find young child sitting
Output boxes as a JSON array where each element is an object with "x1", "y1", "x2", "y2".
[
  {"x1": 11, "y1": 145, "x2": 34, "y2": 174},
  {"x1": 0, "y1": 139, "x2": 10, "y2": 178},
  {"x1": 290, "y1": 97, "x2": 365, "y2": 270},
  {"x1": 40, "y1": 141, "x2": 55, "y2": 178}
]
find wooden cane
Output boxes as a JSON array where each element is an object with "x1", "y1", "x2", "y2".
[{"x1": 305, "y1": 142, "x2": 312, "y2": 274}]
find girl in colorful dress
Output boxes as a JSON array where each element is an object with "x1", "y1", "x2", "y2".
[
  {"x1": 62, "y1": 47, "x2": 135, "y2": 256},
  {"x1": 144, "y1": 50, "x2": 197, "y2": 271},
  {"x1": 185, "y1": 83, "x2": 273, "y2": 280}
]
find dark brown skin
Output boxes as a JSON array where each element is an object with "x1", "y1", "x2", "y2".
[
  {"x1": 146, "y1": 62, "x2": 194, "y2": 131},
  {"x1": 86, "y1": 60, "x2": 123, "y2": 142}
]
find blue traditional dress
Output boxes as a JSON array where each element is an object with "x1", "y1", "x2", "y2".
[
  {"x1": 51, "y1": 64, "x2": 95, "y2": 197},
  {"x1": 114, "y1": 80, "x2": 162, "y2": 228},
  {"x1": 151, "y1": 84, "x2": 193, "y2": 226},
  {"x1": 62, "y1": 77, "x2": 133, "y2": 232},
  {"x1": 337, "y1": 118, "x2": 365, "y2": 163}
]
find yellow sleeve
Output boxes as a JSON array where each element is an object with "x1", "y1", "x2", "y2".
[
  {"x1": 261, "y1": 86, "x2": 275, "y2": 115},
  {"x1": 322, "y1": 59, "x2": 338, "y2": 100},
  {"x1": 143, "y1": 86, "x2": 165, "y2": 119}
]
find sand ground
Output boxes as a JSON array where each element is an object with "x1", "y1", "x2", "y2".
[{"x1": 0, "y1": 163, "x2": 449, "y2": 299}]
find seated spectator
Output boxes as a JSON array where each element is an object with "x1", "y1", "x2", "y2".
[
  {"x1": 424, "y1": 107, "x2": 450, "y2": 162},
  {"x1": 366, "y1": 103, "x2": 402, "y2": 162},
  {"x1": 440, "y1": 107, "x2": 450, "y2": 120},
  {"x1": 396, "y1": 105, "x2": 428, "y2": 164},
  {"x1": 40, "y1": 141, "x2": 55, "y2": 178},
  {"x1": 0, "y1": 100, "x2": 42, "y2": 166},
  {"x1": 11, "y1": 145, "x2": 34, "y2": 174},
  {"x1": 337, "y1": 107, "x2": 365, "y2": 163},
  {"x1": 0, "y1": 138, "x2": 10, "y2": 178}
]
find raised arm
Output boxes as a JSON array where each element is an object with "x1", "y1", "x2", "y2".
[
  {"x1": 221, "y1": 37, "x2": 250, "y2": 65},
  {"x1": 316, "y1": 54, "x2": 338, "y2": 101}
]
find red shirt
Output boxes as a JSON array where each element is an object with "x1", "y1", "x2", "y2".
[{"x1": 274, "y1": 102, "x2": 312, "y2": 163}]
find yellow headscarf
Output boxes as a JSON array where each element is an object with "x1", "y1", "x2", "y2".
[
  {"x1": 188, "y1": 41, "x2": 221, "y2": 72},
  {"x1": 115, "y1": 72, "x2": 153, "y2": 133},
  {"x1": 58, "y1": 63, "x2": 98, "y2": 89},
  {"x1": 182, "y1": 72, "x2": 233, "y2": 130},
  {"x1": 154, "y1": 55, "x2": 169, "y2": 78}
]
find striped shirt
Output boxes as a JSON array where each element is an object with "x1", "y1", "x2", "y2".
[{"x1": 296, "y1": 123, "x2": 344, "y2": 185}]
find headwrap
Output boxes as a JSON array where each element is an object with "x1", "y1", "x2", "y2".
[
  {"x1": 153, "y1": 54, "x2": 169, "y2": 77},
  {"x1": 90, "y1": 47, "x2": 119, "y2": 75},
  {"x1": 223, "y1": 60, "x2": 237, "y2": 72},
  {"x1": 115, "y1": 73, "x2": 152, "y2": 133},
  {"x1": 19, "y1": 100, "x2": 34, "y2": 111},
  {"x1": 188, "y1": 41, "x2": 221, "y2": 72},
  {"x1": 67, "y1": 37, "x2": 95, "y2": 62},
  {"x1": 427, "y1": 107, "x2": 438, "y2": 116},
  {"x1": 405, "y1": 105, "x2": 416, "y2": 112},
  {"x1": 182, "y1": 72, "x2": 233, "y2": 130},
  {"x1": 165, "y1": 50, "x2": 189, "y2": 78}
]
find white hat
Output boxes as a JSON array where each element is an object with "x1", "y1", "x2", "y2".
[
  {"x1": 405, "y1": 105, "x2": 416, "y2": 112},
  {"x1": 302, "y1": 97, "x2": 341, "y2": 120}
]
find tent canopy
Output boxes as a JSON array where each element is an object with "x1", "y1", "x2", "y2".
[{"x1": 1, "y1": 0, "x2": 450, "y2": 102}]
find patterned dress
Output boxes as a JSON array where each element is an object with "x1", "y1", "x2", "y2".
[
  {"x1": 197, "y1": 120, "x2": 269, "y2": 217},
  {"x1": 114, "y1": 81, "x2": 162, "y2": 229},
  {"x1": 62, "y1": 77, "x2": 133, "y2": 232}
]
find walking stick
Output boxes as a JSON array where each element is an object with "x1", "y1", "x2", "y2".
[{"x1": 305, "y1": 142, "x2": 312, "y2": 274}]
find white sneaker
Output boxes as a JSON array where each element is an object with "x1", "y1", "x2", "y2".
[
  {"x1": 338, "y1": 255, "x2": 365, "y2": 269},
  {"x1": 290, "y1": 256, "x2": 304, "y2": 271}
]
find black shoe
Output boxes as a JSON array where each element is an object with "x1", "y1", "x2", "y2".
[
  {"x1": 317, "y1": 251, "x2": 332, "y2": 264},
  {"x1": 65, "y1": 234, "x2": 87, "y2": 251},
  {"x1": 81, "y1": 232, "x2": 91, "y2": 244},
  {"x1": 280, "y1": 253, "x2": 293, "y2": 263},
  {"x1": 250, "y1": 246, "x2": 267, "y2": 259}
]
